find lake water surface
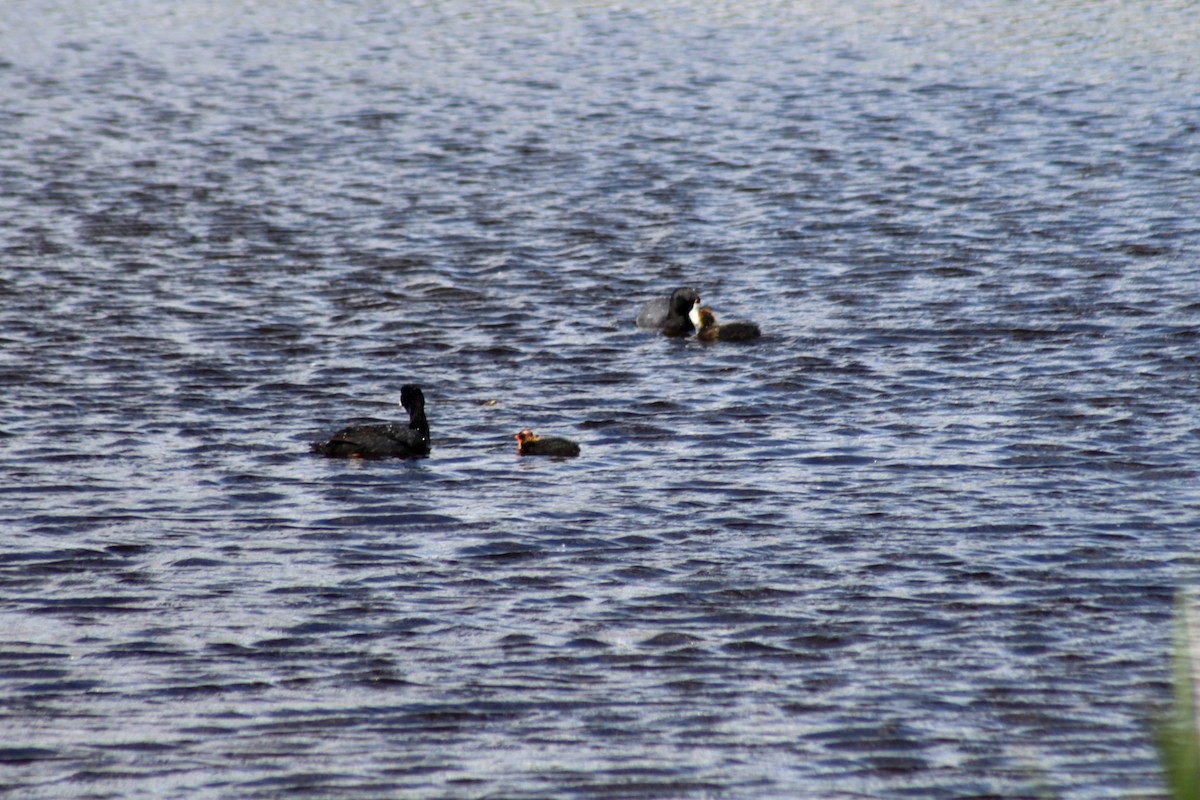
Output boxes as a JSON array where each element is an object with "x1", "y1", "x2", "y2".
[{"x1": 2, "y1": 1, "x2": 1199, "y2": 797}]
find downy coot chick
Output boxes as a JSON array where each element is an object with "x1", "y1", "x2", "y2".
[
  {"x1": 689, "y1": 301, "x2": 761, "y2": 342},
  {"x1": 312, "y1": 384, "x2": 430, "y2": 458},
  {"x1": 514, "y1": 428, "x2": 580, "y2": 457},
  {"x1": 635, "y1": 287, "x2": 700, "y2": 335}
]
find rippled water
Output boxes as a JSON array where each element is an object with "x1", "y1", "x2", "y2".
[{"x1": 3, "y1": 1, "x2": 1199, "y2": 797}]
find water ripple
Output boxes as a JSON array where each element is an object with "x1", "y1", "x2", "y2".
[{"x1": 2, "y1": 1, "x2": 1199, "y2": 798}]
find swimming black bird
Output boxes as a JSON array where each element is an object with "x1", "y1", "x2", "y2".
[
  {"x1": 690, "y1": 300, "x2": 761, "y2": 342},
  {"x1": 514, "y1": 428, "x2": 581, "y2": 457},
  {"x1": 311, "y1": 384, "x2": 430, "y2": 458},
  {"x1": 635, "y1": 287, "x2": 701, "y2": 335}
]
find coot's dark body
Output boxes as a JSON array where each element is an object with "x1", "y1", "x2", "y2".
[
  {"x1": 635, "y1": 287, "x2": 700, "y2": 334},
  {"x1": 312, "y1": 384, "x2": 430, "y2": 458},
  {"x1": 515, "y1": 428, "x2": 581, "y2": 457},
  {"x1": 691, "y1": 303, "x2": 762, "y2": 342},
  {"x1": 704, "y1": 321, "x2": 762, "y2": 342}
]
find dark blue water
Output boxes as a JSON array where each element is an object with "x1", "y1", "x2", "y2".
[{"x1": 2, "y1": 2, "x2": 1199, "y2": 797}]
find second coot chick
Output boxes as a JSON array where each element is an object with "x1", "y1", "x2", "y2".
[
  {"x1": 635, "y1": 287, "x2": 700, "y2": 335},
  {"x1": 515, "y1": 428, "x2": 581, "y2": 457},
  {"x1": 689, "y1": 301, "x2": 761, "y2": 342},
  {"x1": 312, "y1": 384, "x2": 431, "y2": 458}
]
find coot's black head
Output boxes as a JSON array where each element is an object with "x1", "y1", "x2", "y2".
[
  {"x1": 400, "y1": 384, "x2": 424, "y2": 413},
  {"x1": 668, "y1": 287, "x2": 700, "y2": 318}
]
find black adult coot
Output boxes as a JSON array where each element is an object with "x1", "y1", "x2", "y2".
[
  {"x1": 635, "y1": 287, "x2": 700, "y2": 335},
  {"x1": 312, "y1": 384, "x2": 430, "y2": 458},
  {"x1": 690, "y1": 301, "x2": 761, "y2": 342},
  {"x1": 515, "y1": 428, "x2": 581, "y2": 457}
]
